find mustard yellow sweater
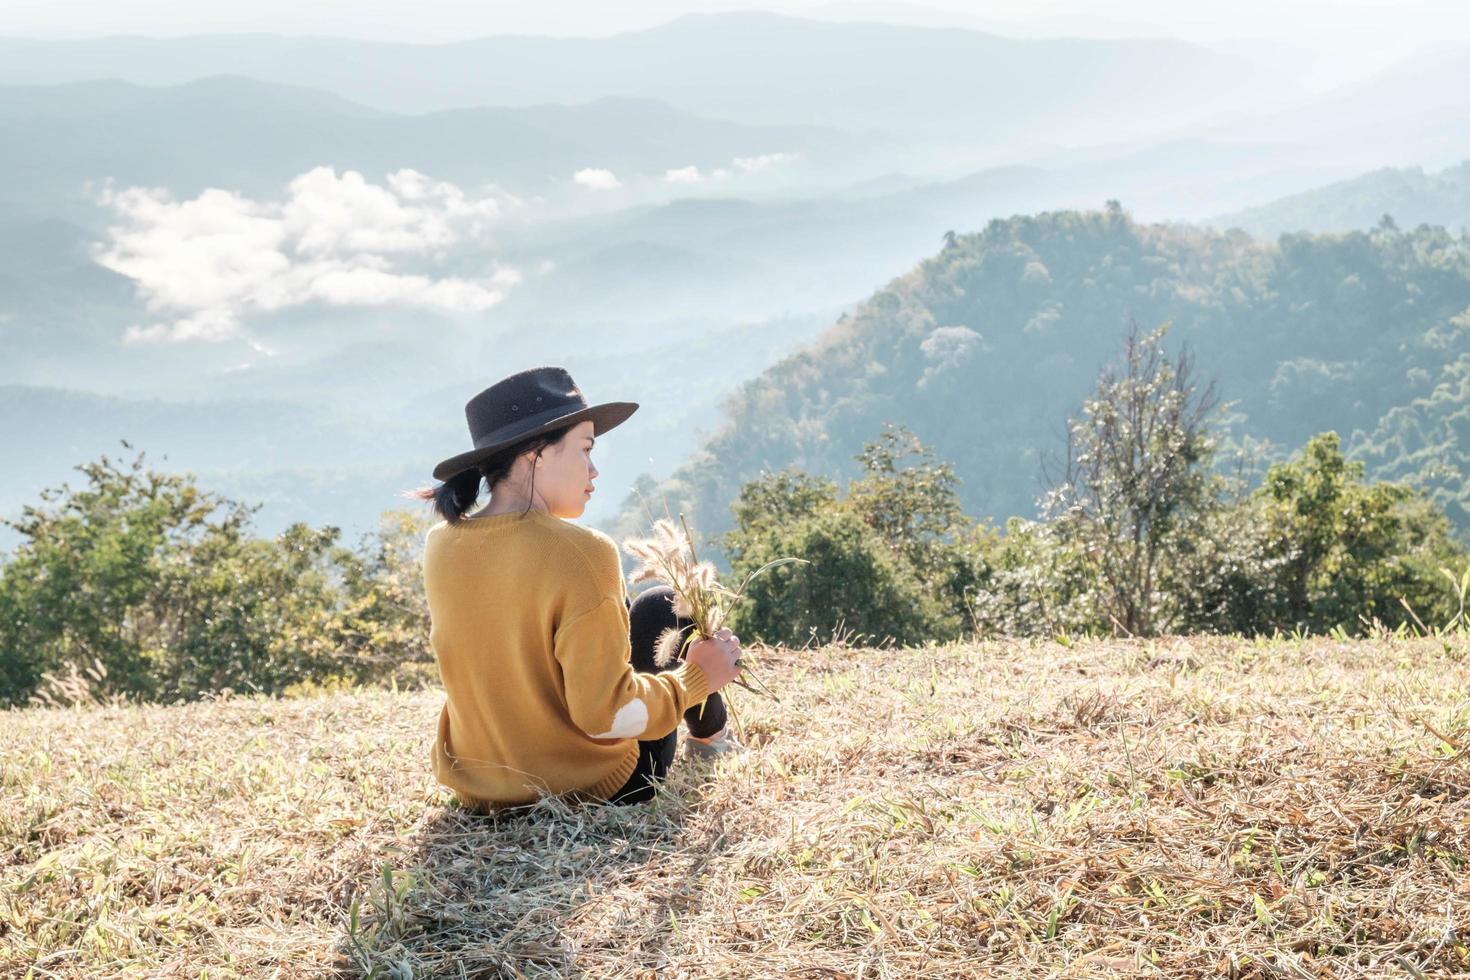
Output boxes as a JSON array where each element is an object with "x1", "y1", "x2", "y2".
[{"x1": 422, "y1": 508, "x2": 710, "y2": 809}]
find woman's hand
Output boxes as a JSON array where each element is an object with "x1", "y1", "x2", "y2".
[{"x1": 685, "y1": 627, "x2": 742, "y2": 692}]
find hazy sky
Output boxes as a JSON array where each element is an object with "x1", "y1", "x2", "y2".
[
  {"x1": 2, "y1": 0, "x2": 1464, "y2": 46},
  {"x1": 2, "y1": 0, "x2": 1467, "y2": 93}
]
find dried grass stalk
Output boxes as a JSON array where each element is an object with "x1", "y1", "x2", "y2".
[{"x1": 622, "y1": 514, "x2": 804, "y2": 705}]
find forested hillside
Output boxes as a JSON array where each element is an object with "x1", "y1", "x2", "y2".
[{"x1": 617, "y1": 205, "x2": 1470, "y2": 552}]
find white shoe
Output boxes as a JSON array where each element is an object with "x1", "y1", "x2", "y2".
[{"x1": 684, "y1": 727, "x2": 747, "y2": 760}]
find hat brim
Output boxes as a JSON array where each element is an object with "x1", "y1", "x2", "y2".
[{"x1": 432, "y1": 401, "x2": 639, "y2": 482}]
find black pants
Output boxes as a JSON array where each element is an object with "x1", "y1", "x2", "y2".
[{"x1": 607, "y1": 585, "x2": 728, "y2": 805}]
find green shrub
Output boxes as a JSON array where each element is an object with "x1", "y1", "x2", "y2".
[
  {"x1": 147, "y1": 521, "x2": 348, "y2": 699},
  {"x1": 727, "y1": 506, "x2": 935, "y2": 647},
  {"x1": 0, "y1": 447, "x2": 260, "y2": 703},
  {"x1": 0, "y1": 446, "x2": 437, "y2": 706},
  {"x1": 1253, "y1": 432, "x2": 1466, "y2": 633},
  {"x1": 1164, "y1": 493, "x2": 1284, "y2": 636},
  {"x1": 723, "y1": 426, "x2": 986, "y2": 646},
  {"x1": 334, "y1": 509, "x2": 436, "y2": 681},
  {"x1": 845, "y1": 424, "x2": 979, "y2": 639},
  {"x1": 965, "y1": 516, "x2": 1098, "y2": 638}
]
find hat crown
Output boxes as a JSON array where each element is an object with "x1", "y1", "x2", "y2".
[
  {"x1": 431, "y1": 365, "x2": 635, "y2": 482},
  {"x1": 464, "y1": 366, "x2": 586, "y2": 449}
]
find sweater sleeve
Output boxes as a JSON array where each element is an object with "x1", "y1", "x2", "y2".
[{"x1": 553, "y1": 596, "x2": 711, "y2": 742}]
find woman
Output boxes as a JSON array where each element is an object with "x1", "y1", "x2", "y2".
[{"x1": 413, "y1": 366, "x2": 744, "y2": 811}]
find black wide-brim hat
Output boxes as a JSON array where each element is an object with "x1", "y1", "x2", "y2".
[{"x1": 432, "y1": 366, "x2": 638, "y2": 481}]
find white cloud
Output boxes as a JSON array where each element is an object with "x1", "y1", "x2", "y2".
[
  {"x1": 664, "y1": 153, "x2": 797, "y2": 186},
  {"x1": 124, "y1": 308, "x2": 241, "y2": 345},
  {"x1": 572, "y1": 167, "x2": 622, "y2": 190},
  {"x1": 733, "y1": 152, "x2": 799, "y2": 174},
  {"x1": 92, "y1": 167, "x2": 519, "y2": 344},
  {"x1": 663, "y1": 165, "x2": 703, "y2": 184}
]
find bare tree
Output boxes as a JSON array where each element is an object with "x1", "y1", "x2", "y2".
[{"x1": 1041, "y1": 320, "x2": 1223, "y2": 636}]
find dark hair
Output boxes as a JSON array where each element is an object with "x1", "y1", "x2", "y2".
[{"x1": 409, "y1": 426, "x2": 573, "y2": 524}]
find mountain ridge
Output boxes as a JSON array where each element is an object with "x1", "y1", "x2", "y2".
[
  {"x1": 1208, "y1": 160, "x2": 1470, "y2": 238},
  {"x1": 0, "y1": 76, "x2": 873, "y2": 209},
  {"x1": 0, "y1": 17, "x2": 1294, "y2": 145}
]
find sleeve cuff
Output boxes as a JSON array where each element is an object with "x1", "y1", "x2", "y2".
[{"x1": 672, "y1": 660, "x2": 711, "y2": 707}]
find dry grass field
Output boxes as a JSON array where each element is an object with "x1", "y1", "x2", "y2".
[{"x1": 3, "y1": 633, "x2": 1469, "y2": 977}]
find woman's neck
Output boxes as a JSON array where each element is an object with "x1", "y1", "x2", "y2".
[{"x1": 469, "y1": 495, "x2": 548, "y2": 519}]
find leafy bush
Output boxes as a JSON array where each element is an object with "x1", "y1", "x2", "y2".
[
  {"x1": 718, "y1": 417, "x2": 1470, "y2": 644},
  {"x1": 966, "y1": 516, "x2": 1097, "y2": 639},
  {"x1": 1252, "y1": 432, "x2": 1466, "y2": 633},
  {"x1": 1163, "y1": 492, "x2": 1285, "y2": 636},
  {"x1": 334, "y1": 509, "x2": 437, "y2": 683},
  {"x1": 724, "y1": 425, "x2": 982, "y2": 646},
  {"x1": 147, "y1": 520, "x2": 348, "y2": 699},
  {"x1": 0, "y1": 446, "x2": 436, "y2": 706},
  {"x1": 726, "y1": 505, "x2": 935, "y2": 647}
]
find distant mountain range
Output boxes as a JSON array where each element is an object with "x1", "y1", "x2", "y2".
[
  {"x1": 0, "y1": 76, "x2": 877, "y2": 216},
  {"x1": 3, "y1": 14, "x2": 1464, "y2": 175},
  {"x1": 0, "y1": 307, "x2": 832, "y2": 554},
  {"x1": 0, "y1": 14, "x2": 1292, "y2": 151},
  {"x1": 1209, "y1": 160, "x2": 1470, "y2": 238},
  {"x1": 1189, "y1": 42, "x2": 1470, "y2": 172},
  {"x1": 0, "y1": 70, "x2": 1385, "y2": 403}
]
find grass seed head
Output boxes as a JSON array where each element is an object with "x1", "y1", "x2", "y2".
[{"x1": 654, "y1": 627, "x2": 686, "y2": 668}]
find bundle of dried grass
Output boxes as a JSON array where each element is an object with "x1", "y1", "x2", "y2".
[{"x1": 622, "y1": 514, "x2": 803, "y2": 706}]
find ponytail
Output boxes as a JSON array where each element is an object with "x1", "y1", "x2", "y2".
[
  {"x1": 408, "y1": 425, "x2": 573, "y2": 524},
  {"x1": 406, "y1": 465, "x2": 483, "y2": 524}
]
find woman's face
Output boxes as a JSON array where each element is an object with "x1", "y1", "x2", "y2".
[{"x1": 529, "y1": 420, "x2": 599, "y2": 518}]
